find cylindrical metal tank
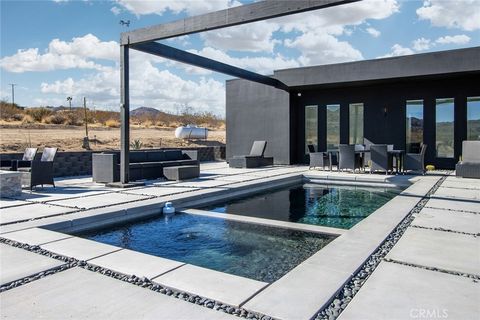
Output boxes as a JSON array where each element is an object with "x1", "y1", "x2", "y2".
[{"x1": 175, "y1": 125, "x2": 208, "y2": 139}]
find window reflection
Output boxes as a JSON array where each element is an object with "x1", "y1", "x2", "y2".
[
  {"x1": 349, "y1": 103, "x2": 364, "y2": 145},
  {"x1": 467, "y1": 97, "x2": 480, "y2": 141},
  {"x1": 436, "y1": 98, "x2": 454, "y2": 158},
  {"x1": 406, "y1": 100, "x2": 424, "y2": 153},
  {"x1": 305, "y1": 105, "x2": 318, "y2": 153},
  {"x1": 327, "y1": 104, "x2": 340, "y2": 149}
]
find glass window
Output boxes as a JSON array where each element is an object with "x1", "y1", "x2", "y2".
[
  {"x1": 467, "y1": 97, "x2": 480, "y2": 141},
  {"x1": 436, "y1": 98, "x2": 455, "y2": 158},
  {"x1": 326, "y1": 104, "x2": 340, "y2": 149},
  {"x1": 406, "y1": 100, "x2": 424, "y2": 153},
  {"x1": 305, "y1": 105, "x2": 318, "y2": 153},
  {"x1": 349, "y1": 103, "x2": 364, "y2": 145}
]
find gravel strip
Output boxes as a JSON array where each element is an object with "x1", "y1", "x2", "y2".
[
  {"x1": 0, "y1": 237, "x2": 273, "y2": 320},
  {"x1": 410, "y1": 224, "x2": 480, "y2": 237},
  {"x1": 315, "y1": 174, "x2": 450, "y2": 320}
]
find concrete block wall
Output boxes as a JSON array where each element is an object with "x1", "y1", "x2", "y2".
[{"x1": 0, "y1": 146, "x2": 225, "y2": 178}]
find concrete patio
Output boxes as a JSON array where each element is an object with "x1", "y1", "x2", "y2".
[{"x1": 1, "y1": 163, "x2": 479, "y2": 319}]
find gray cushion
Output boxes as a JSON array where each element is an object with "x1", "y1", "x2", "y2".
[
  {"x1": 23, "y1": 148, "x2": 37, "y2": 161},
  {"x1": 462, "y1": 141, "x2": 480, "y2": 162},
  {"x1": 165, "y1": 150, "x2": 183, "y2": 160},
  {"x1": 41, "y1": 148, "x2": 57, "y2": 161},
  {"x1": 249, "y1": 141, "x2": 267, "y2": 157},
  {"x1": 146, "y1": 151, "x2": 166, "y2": 162}
]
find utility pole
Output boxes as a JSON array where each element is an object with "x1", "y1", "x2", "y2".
[
  {"x1": 82, "y1": 97, "x2": 91, "y2": 150},
  {"x1": 9, "y1": 84, "x2": 16, "y2": 107}
]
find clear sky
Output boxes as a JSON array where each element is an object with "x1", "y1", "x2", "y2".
[{"x1": 1, "y1": 0, "x2": 479, "y2": 116}]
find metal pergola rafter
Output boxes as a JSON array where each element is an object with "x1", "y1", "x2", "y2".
[{"x1": 118, "y1": 0, "x2": 360, "y2": 185}]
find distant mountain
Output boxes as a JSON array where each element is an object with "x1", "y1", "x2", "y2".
[{"x1": 131, "y1": 106, "x2": 163, "y2": 117}]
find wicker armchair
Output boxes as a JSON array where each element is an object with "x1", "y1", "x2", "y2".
[
  {"x1": 338, "y1": 144, "x2": 362, "y2": 172},
  {"x1": 17, "y1": 147, "x2": 57, "y2": 190},
  {"x1": 370, "y1": 144, "x2": 393, "y2": 175},
  {"x1": 456, "y1": 141, "x2": 480, "y2": 178},
  {"x1": 404, "y1": 144, "x2": 427, "y2": 175},
  {"x1": 308, "y1": 144, "x2": 329, "y2": 170}
]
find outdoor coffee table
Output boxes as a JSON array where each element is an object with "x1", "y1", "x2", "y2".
[{"x1": 163, "y1": 165, "x2": 200, "y2": 181}]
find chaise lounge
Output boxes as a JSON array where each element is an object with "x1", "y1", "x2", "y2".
[
  {"x1": 456, "y1": 141, "x2": 480, "y2": 178},
  {"x1": 228, "y1": 141, "x2": 273, "y2": 168}
]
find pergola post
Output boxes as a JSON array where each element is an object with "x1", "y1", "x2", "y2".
[{"x1": 120, "y1": 44, "x2": 130, "y2": 184}]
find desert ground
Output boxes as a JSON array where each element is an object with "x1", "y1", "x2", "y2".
[{"x1": 0, "y1": 123, "x2": 226, "y2": 153}]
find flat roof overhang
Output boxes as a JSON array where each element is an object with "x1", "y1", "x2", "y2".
[{"x1": 272, "y1": 46, "x2": 480, "y2": 89}]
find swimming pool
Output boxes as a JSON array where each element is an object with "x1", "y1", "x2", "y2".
[
  {"x1": 202, "y1": 183, "x2": 403, "y2": 229},
  {"x1": 79, "y1": 213, "x2": 334, "y2": 283}
]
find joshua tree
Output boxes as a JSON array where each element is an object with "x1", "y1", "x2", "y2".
[{"x1": 66, "y1": 96, "x2": 73, "y2": 111}]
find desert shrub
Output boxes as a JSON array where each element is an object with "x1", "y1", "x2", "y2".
[
  {"x1": 62, "y1": 111, "x2": 82, "y2": 126},
  {"x1": 25, "y1": 107, "x2": 52, "y2": 122},
  {"x1": 130, "y1": 139, "x2": 143, "y2": 150},
  {"x1": 92, "y1": 110, "x2": 118, "y2": 125},
  {"x1": 22, "y1": 114, "x2": 34, "y2": 124},
  {"x1": 43, "y1": 113, "x2": 67, "y2": 125},
  {"x1": 0, "y1": 100, "x2": 24, "y2": 120},
  {"x1": 105, "y1": 119, "x2": 120, "y2": 128}
]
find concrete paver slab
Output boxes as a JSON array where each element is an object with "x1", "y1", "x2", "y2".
[
  {"x1": 0, "y1": 267, "x2": 235, "y2": 320},
  {"x1": 121, "y1": 186, "x2": 197, "y2": 197},
  {"x1": 0, "y1": 203, "x2": 77, "y2": 225},
  {"x1": 153, "y1": 264, "x2": 268, "y2": 307},
  {"x1": 41, "y1": 236, "x2": 122, "y2": 261},
  {"x1": 244, "y1": 263, "x2": 351, "y2": 320},
  {"x1": 413, "y1": 207, "x2": 480, "y2": 234},
  {"x1": 161, "y1": 178, "x2": 233, "y2": 188},
  {"x1": 89, "y1": 249, "x2": 184, "y2": 279},
  {"x1": 387, "y1": 228, "x2": 480, "y2": 275},
  {"x1": 433, "y1": 186, "x2": 480, "y2": 200},
  {"x1": 0, "y1": 198, "x2": 32, "y2": 209},
  {"x1": 425, "y1": 198, "x2": 480, "y2": 213},
  {"x1": 0, "y1": 243, "x2": 64, "y2": 285},
  {"x1": 339, "y1": 262, "x2": 480, "y2": 320},
  {"x1": 49, "y1": 192, "x2": 151, "y2": 210},
  {"x1": 1, "y1": 228, "x2": 72, "y2": 245}
]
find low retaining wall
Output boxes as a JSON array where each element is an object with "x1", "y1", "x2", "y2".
[{"x1": 0, "y1": 146, "x2": 225, "y2": 178}]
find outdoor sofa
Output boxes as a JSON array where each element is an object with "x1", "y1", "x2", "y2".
[
  {"x1": 228, "y1": 140, "x2": 273, "y2": 168},
  {"x1": 0, "y1": 147, "x2": 37, "y2": 171},
  {"x1": 456, "y1": 141, "x2": 480, "y2": 178},
  {"x1": 92, "y1": 150, "x2": 199, "y2": 183}
]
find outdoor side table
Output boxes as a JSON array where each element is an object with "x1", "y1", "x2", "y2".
[
  {"x1": 0, "y1": 170, "x2": 23, "y2": 198},
  {"x1": 163, "y1": 165, "x2": 200, "y2": 181}
]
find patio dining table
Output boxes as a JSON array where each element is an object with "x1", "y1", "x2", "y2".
[{"x1": 326, "y1": 149, "x2": 405, "y2": 174}]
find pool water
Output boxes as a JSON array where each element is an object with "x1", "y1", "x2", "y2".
[
  {"x1": 203, "y1": 183, "x2": 403, "y2": 229},
  {"x1": 79, "y1": 213, "x2": 334, "y2": 283}
]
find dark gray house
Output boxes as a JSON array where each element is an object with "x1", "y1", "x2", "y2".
[{"x1": 226, "y1": 47, "x2": 480, "y2": 169}]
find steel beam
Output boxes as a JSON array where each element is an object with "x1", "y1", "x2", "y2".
[
  {"x1": 131, "y1": 42, "x2": 290, "y2": 91},
  {"x1": 121, "y1": 0, "x2": 360, "y2": 45},
  {"x1": 120, "y1": 45, "x2": 130, "y2": 183}
]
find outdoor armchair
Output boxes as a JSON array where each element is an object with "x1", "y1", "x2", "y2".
[
  {"x1": 404, "y1": 144, "x2": 427, "y2": 174},
  {"x1": 308, "y1": 144, "x2": 329, "y2": 170},
  {"x1": 338, "y1": 144, "x2": 362, "y2": 172},
  {"x1": 229, "y1": 140, "x2": 273, "y2": 168},
  {"x1": 17, "y1": 147, "x2": 57, "y2": 190},
  {"x1": 0, "y1": 148, "x2": 37, "y2": 171},
  {"x1": 370, "y1": 144, "x2": 393, "y2": 175},
  {"x1": 456, "y1": 141, "x2": 480, "y2": 178}
]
